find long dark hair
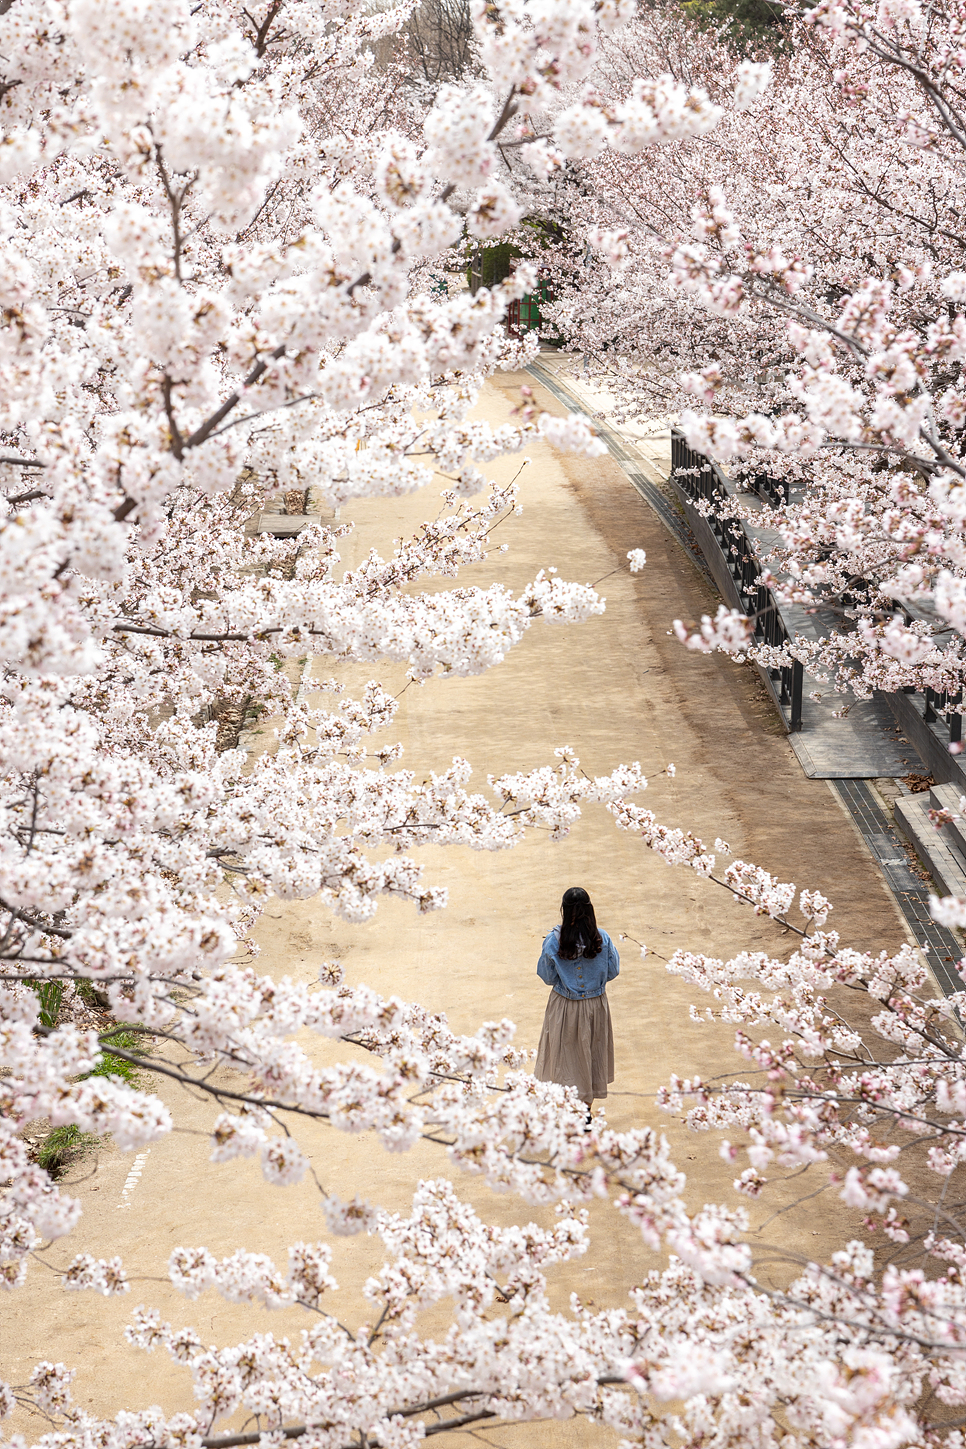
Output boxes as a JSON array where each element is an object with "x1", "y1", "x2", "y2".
[{"x1": 557, "y1": 886, "x2": 602, "y2": 960}]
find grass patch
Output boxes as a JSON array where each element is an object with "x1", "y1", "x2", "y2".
[
  {"x1": 86, "y1": 1028, "x2": 151, "y2": 1086},
  {"x1": 28, "y1": 979, "x2": 64, "y2": 1028},
  {"x1": 35, "y1": 1125, "x2": 100, "y2": 1179},
  {"x1": 29, "y1": 1030, "x2": 152, "y2": 1180}
]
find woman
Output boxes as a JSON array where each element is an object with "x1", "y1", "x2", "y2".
[{"x1": 534, "y1": 886, "x2": 619, "y2": 1108}]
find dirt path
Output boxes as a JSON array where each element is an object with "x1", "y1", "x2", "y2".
[{"x1": 3, "y1": 372, "x2": 909, "y2": 1449}]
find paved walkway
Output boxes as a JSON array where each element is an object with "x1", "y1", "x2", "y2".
[
  {"x1": 528, "y1": 353, "x2": 933, "y2": 781},
  {"x1": 526, "y1": 354, "x2": 964, "y2": 990},
  {"x1": 4, "y1": 373, "x2": 925, "y2": 1449}
]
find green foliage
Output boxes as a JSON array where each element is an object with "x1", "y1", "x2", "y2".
[
  {"x1": 86, "y1": 1028, "x2": 150, "y2": 1086},
  {"x1": 520, "y1": 215, "x2": 570, "y2": 251},
  {"x1": 31, "y1": 975, "x2": 113, "y2": 1022},
  {"x1": 680, "y1": 0, "x2": 788, "y2": 50},
  {"x1": 27, "y1": 1029, "x2": 152, "y2": 1183},
  {"x1": 28, "y1": 979, "x2": 64, "y2": 1029},
  {"x1": 466, "y1": 241, "x2": 522, "y2": 292},
  {"x1": 35, "y1": 1125, "x2": 100, "y2": 1179}
]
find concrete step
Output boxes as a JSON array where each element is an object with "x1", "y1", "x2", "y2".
[
  {"x1": 930, "y1": 781, "x2": 966, "y2": 812},
  {"x1": 929, "y1": 782, "x2": 966, "y2": 858},
  {"x1": 256, "y1": 513, "x2": 322, "y2": 536},
  {"x1": 895, "y1": 791, "x2": 966, "y2": 898}
]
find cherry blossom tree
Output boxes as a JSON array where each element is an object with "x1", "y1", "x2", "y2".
[
  {"x1": 521, "y1": 0, "x2": 966, "y2": 702},
  {"x1": 9, "y1": 3, "x2": 966, "y2": 1449}
]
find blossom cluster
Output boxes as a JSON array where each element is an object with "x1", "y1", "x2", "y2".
[{"x1": 528, "y1": 3, "x2": 966, "y2": 703}]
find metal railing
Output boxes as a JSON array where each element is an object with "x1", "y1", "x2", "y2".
[
  {"x1": 893, "y1": 600, "x2": 964, "y2": 753},
  {"x1": 670, "y1": 436, "x2": 966, "y2": 755},
  {"x1": 925, "y1": 687, "x2": 964, "y2": 745},
  {"x1": 742, "y1": 470, "x2": 788, "y2": 509},
  {"x1": 671, "y1": 431, "x2": 804, "y2": 732}
]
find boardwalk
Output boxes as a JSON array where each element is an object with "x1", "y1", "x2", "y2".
[{"x1": 5, "y1": 372, "x2": 917, "y2": 1449}]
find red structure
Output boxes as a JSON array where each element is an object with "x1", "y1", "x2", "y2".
[{"x1": 505, "y1": 281, "x2": 557, "y2": 340}]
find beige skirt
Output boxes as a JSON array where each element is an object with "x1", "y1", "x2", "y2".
[{"x1": 535, "y1": 989, "x2": 614, "y2": 1104}]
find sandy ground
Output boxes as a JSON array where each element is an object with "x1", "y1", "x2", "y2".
[{"x1": 3, "y1": 371, "x2": 913, "y2": 1448}]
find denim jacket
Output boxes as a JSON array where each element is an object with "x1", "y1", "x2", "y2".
[{"x1": 537, "y1": 927, "x2": 620, "y2": 1000}]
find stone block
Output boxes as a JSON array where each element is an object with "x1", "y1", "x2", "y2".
[
  {"x1": 256, "y1": 513, "x2": 318, "y2": 535},
  {"x1": 895, "y1": 792, "x2": 966, "y2": 897}
]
